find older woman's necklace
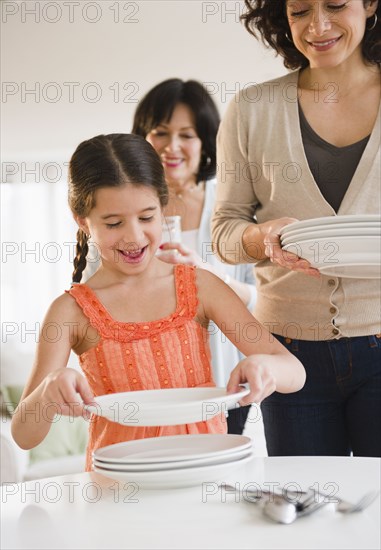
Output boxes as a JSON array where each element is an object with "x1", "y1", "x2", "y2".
[
  {"x1": 175, "y1": 187, "x2": 195, "y2": 199},
  {"x1": 173, "y1": 182, "x2": 202, "y2": 200}
]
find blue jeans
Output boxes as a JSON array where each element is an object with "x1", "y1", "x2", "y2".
[{"x1": 261, "y1": 335, "x2": 381, "y2": 457}]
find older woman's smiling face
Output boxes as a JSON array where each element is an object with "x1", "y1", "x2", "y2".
[
  {"x1": 286, "y1": 0, "x2": 378, "y2": 68},
  {"x1": 145, "y1": 103, "x2": 202, "y2": 189}
]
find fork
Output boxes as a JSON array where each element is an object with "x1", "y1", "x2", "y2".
[
  {"x1": 308, "y1": 488, "x2": 380, "y2": 514},
  {"x1": 336, "y1": 491, "x2": 380, "y2": 513}
]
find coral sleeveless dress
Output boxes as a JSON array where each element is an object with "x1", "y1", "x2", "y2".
[{"x1": 67, "y1": 265, "x2": 227, "y2": 470}]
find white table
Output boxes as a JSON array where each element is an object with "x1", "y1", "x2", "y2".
[{"x1": 1, "y1": 456, "x2": 380, "y2": 549}]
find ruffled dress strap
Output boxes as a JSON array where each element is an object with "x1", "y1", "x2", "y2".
[
  {"x1": 174, "y1": 264, "x2": 198, "y2": 319},
  {"x1": 65, "y1": 265, "x2": 199, "y2": 342}
]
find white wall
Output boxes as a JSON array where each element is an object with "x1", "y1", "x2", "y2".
[
  {"x1": 1, "y1": 0, "x2": 288, "y2": 380},
  {"x1": 2, "y1": 0, "x2": 287, "y2": 164}
]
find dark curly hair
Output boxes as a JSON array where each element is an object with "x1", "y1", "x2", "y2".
[
  {"x1": 241, "y1": 0, "x2": 381, "y2": 70},
  {"x1": 132, "y1": 79, "x2": 220, "y2": 184}
]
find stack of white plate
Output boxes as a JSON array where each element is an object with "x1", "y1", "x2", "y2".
[
  {"x1": 280, "y1": 214, "x2": 381, "y2": 278},
  {"x1": 92, "y1": 434, "x2": 253, "y2": 489}
]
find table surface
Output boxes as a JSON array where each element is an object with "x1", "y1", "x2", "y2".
[{"x1": 1, "y1": 456, "x2": 380, "y2": 550}]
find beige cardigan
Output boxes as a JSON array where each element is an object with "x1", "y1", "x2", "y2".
[{"x1": 212, "y1": 70, "x2": 381, "y2": 341}]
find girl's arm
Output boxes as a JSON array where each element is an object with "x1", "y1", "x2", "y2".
[
  {"x1": 11, "y1": 294, "x2": 94, "y2": 450},
  {"x1": 158, "y1": 242, "x2": 253, "y2": 305},
  {"x1": 196, "y1": 269, "x2": 306, "y2": 405}
]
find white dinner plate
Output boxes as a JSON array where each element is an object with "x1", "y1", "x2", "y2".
[
  {"x1": 92, "y1": 447, "x2": 253, "y2": 472},
  {"x1": 281, "y1": 222, "x2": 380, "y2": 242},
  {"x1": 318, "y1": 263, "x2": 381, "y2": 279},
  {"x1": 279, "y1": 215, "x2": 381, "y2": 236},
  {"x1": 93, "y1": 433, "x2": 252, "y2": 464},
  {"x1": 85, "y1": 387, "x2": 250, "y2": 427},
  {"x1": 93, "y1": 434, "x2": 252, "y2": 465},
  {"x1": 282, "y1": 235, "x2": 380, "y2": 263},
  {"x1": 281, "y1": 226, "x2": 380, "y2": 247},
  {"x1": 93, "y1": 454, "x2": 253, "y2": 489}
]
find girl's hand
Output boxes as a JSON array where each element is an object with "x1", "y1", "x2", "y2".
[
  {"x1": 261, "y1": 218, "x2": 320, "y2": 278},
  {"x1": 39, "y1": 368, "x2": 95, "y2": 420},
  {"x1": 226, "y1": 356, "x2": 277, "y2": 405},
  {"x1": 157, "y1": 242, "x2": 204, "y2": 267}
]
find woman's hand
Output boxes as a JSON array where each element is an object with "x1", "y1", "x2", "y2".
[
  {"x1": 226, "y1": 356, "x2": 277, "y2": 405},
  {"x1": 261, "y1": 218, "x2": 320, "y2": 278},
  {"x1": 39, "y1": 368, "x2": 95, "y2": 420},
  {"x1": 157, "y1": 242, "x2": 205, "y2": 267}
]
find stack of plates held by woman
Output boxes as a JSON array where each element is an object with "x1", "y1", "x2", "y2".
[
  {"x1": 280, "y1": 214, "x2": 381, "y2": 278},
  {"x1": 92, "y1": 434, "x2": 253, "y2": 489},
  {"x1": 86, "y1": 386, "x2": 253, "y2": 489}
]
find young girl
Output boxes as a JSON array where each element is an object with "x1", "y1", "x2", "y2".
[{"x1": 11, "y1": 134, "x2": 306, "y2": 470}]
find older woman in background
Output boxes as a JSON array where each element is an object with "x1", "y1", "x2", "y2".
[{"x1": 132, "y1": 79, "x2": 257, "y2": 435}]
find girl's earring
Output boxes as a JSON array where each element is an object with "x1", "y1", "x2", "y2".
[
  {"x1": 367, "y1": 13, "x2": 377, "y2": 30},
  {"x1": 285, "y1": 31, "x2": 293, "y2": 43}
]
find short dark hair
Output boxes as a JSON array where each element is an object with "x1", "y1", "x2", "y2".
[
  {"x1": 241, "y1": 0, "x2": 381, "y2": 70},
  {"x1": 132, "y1": 79, "x2": 220, "y2": 183}
]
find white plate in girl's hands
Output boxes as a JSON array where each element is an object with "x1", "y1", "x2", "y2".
[{"x1": 84, "y1": 387, "x2": 250, "y2": 426}]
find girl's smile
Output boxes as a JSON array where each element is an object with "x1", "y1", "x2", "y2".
[{"x1": 117, "y1": 245, "x2": 148, "y2": 264}]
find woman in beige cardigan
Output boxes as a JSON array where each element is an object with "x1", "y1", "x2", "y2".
[{"x1": 212, "y1": 0, "x2": 381, "y2": 456}]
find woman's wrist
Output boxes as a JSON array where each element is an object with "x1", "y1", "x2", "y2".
[{"x1": 242, "y1": 223, "x2": 266, "y2": 261}]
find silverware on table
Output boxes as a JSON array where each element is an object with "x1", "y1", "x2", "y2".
[
  {"x1": 263, "y1": 489, "x2": 329, "y2": 524},
  {"x1": 308, "y1": 487, "x2": 380, "y2": 514},
  {"x1": 220, "y1": 483, "x2": 380, "y2": 524}
]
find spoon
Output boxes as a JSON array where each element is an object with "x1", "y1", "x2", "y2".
[
  {"x1": 262, "y1": 498, "x2": 298, "y2": 524},
  {"x1": 263, "y1": 491, "x2": 329, "y2": 524}
]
